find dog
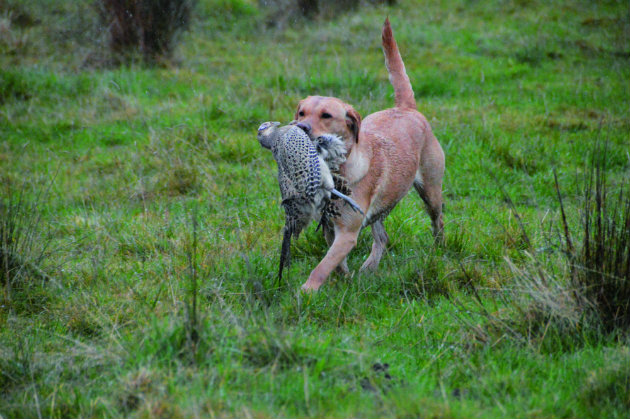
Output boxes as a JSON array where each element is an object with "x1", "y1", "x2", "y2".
[{"x1": 294, "y1": 18, "x2": 445, "y2": 291}]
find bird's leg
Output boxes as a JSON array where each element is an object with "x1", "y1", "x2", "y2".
[{"x1": 330, "y1": 189, "x2": 364, "y2": 214}]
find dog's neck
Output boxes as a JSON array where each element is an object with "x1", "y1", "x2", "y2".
[{"x1": 341, "y1": 146, "x2": 368, "y2": 186}]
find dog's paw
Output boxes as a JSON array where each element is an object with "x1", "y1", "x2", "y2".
[{"x1": 300, "y1": 280, "x2": 323, "y2": 292}]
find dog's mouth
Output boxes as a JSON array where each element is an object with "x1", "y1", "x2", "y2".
[{"x1": 294, "y1": 121, "x2": 312, "y2": 136}]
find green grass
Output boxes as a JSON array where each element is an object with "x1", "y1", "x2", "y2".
[{"x1": 1, "y1": 0, "x2": 629, "y2": 417}]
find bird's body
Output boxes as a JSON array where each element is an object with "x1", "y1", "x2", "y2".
[{"x1": 257, "y1": 122, "x2": 362, "y2": 282}]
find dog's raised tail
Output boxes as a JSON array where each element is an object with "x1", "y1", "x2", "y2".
[{"x1": 382, "y1": 17, "x2": 416, "y2": 110}]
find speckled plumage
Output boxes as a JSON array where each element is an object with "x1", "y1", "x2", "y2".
[
  {"x1": 259, "y1": 123, "x2": 326, "y2": 234},
  {"x1": 257, "y1": 122, "x2": 363, "y2": 283}
]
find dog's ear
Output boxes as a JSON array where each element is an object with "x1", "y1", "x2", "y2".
[{"x1": 345, "y1": 106, "x2": 361, "y2": 143}]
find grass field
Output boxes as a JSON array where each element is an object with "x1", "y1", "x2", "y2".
[{"x1": 1, "y1": 0, "x2": 629, "y2": 417}]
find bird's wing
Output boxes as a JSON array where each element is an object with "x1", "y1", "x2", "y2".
[{"x1": 277, "y1": 166, "x2": 300, "y2": 201}]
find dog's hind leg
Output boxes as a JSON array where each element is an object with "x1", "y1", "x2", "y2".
[
  {"x1": 414, "y1": 173, "x2": 444, "y2": 244},
  {"x1": 360, "y1": 218, "x2": 389, "y2": 272}
]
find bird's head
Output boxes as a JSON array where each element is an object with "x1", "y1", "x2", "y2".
[{"x1": 257, "y1": 121, "x2": 281, "y2": 149}]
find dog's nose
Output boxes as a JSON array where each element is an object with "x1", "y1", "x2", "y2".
[{"x1": 296, "y1": 122, "x2": 311, "y2": 134}]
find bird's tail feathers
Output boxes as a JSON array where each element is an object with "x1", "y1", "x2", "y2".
[{"x1": 278, "y1": 225, "x2": 292, "y2": 285}]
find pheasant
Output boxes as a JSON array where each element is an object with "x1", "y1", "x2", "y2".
[{"x1": 257, "y1": 121, "x2": 363, "y2": 283}]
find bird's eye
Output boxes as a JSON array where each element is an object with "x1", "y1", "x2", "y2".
[
  {"x1": 321, "y1": 112, "x2": 332, "y2": 119},
  {"x1": 258, "y1": 122, "x2": 271, "y2": 132}
]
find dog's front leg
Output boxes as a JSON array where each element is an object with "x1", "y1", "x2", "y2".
[
  {"x1": 301, "y1": 228, "x2": 360, "y2": 291},
  {"x1": 323, "y1": 223, "x2": 349, "y2": 275}
]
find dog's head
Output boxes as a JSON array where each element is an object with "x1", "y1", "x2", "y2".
[{"x1": 293, "y1": 96, "x2": 361, "y2": 150}]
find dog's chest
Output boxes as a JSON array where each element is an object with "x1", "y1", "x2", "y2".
[{"x1": 342, "y1": 149, "x2": 369, "y2": 186}]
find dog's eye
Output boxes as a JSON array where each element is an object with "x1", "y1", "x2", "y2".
[
  {"x1": 298, "y1": 111, "x2": 305, "y2": 117},
  {"x1": 321, "y1": 112, "x2": 332, "y2": 119}
]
